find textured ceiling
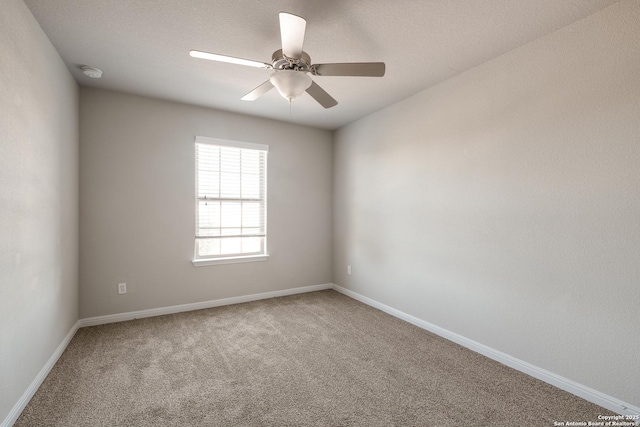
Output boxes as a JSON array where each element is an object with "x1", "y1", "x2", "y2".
[{"x1": 24, "y1": 0, "x2": 618, "y2": 130}]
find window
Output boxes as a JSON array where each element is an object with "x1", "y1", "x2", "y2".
[{"x1": 193, "y1": 136, "x2": 268, "y2": 265}]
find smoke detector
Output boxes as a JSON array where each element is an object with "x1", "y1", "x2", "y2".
[{"x1": 81, "y1": 66, "x2": 103, "y2": 79}]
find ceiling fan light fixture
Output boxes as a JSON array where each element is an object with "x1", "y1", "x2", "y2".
[
  {"x1": 269, "y1": 70, "x2": 312, "y2": 103},
  {"x1": 189, "y1": 12, "x2": 384, "y2": 108}
]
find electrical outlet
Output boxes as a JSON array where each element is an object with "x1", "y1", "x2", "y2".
[
  {"x1": 347, "y1": 265, "x2": 352, "y2": 275},
  {"x1": 118, "y1": 282, "x2": 127, "y2": 294}
]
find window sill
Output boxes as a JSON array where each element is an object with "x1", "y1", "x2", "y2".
[{"x1": 192, "y1": 254, "x2": 269, "y2": 267}]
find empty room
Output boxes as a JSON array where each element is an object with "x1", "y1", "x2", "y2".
[{"x1": 1, "y1": 0, "x2": 639, "y2": 425}]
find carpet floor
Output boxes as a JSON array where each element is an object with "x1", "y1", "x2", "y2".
[{"x1": 16, "y1": 290, "x2": 612, "y2": 426}]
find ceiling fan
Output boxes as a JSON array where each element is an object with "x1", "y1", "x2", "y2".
[{"x1": 190, "y1": 12, "x2": 385, "y2": 109}]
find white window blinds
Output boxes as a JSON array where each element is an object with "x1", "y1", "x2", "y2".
[{"x1": 195, "y1": 136, "x2": 268, "y2": 260}]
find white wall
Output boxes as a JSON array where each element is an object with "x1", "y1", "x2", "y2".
[
  {"x1": 79, "y1": 88, "x2": 332, "y2": 318},
  {"x1": 333, "y1": 0, "x2": 640, "y2": 407},
  {"x1": 0, "y1": 0, "x2": 79, "y2": 422}
]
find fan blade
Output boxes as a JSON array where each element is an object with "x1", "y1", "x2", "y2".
[
  {"x1": 190, "y1": 50, "x2": 271, "y2": 69},
  {"x1": 279, "y1": 12, "x2": 306, "y2": 59},
  {"x1": 311, "y1": 62, "x2": 385, "y2": 77},
  {"x1": 306, "y1": 81, "x2": 338, "y2": 108},
  {"x1": 241, "y1": 80, "x2": 275, "y2": 101}
]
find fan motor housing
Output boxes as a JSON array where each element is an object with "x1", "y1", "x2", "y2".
[{"x1": 271, "y1": 49, "x2": 311, "y2": 72}]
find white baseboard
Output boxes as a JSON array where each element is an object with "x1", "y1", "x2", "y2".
[
  {"x1": 79, "y1": 283, "x2": 333, "y2": 327},
  {"x1": 7, "y1": 283, "x2": 636, "y2": 427},
  {"x1": 331, "y1": 283, "x2": 640, "y2": 419},
  {"x1": 1, "y1": 321, "x2": 80, "y2": 427}
]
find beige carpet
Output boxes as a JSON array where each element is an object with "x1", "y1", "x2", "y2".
[{"x1": 16, "y1": 290, "x2": 612, "y2": 426}]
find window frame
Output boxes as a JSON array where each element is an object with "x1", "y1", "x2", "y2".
[{"x1": 192, "y1": 136, "x2": 269, "y2": 267}]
